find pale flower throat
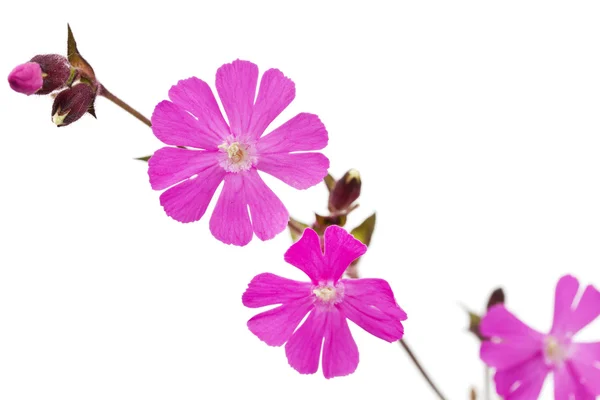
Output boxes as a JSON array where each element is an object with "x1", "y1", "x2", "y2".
[
  {"x1": 218, "y1": 139, "x2": 256, "y2": 172},
  {"x1": 543, "y1": 336, "x2": 570, "y2": 366},
  {"x1": 312, "y1": 282, "x2": 344, "y2": 307}
]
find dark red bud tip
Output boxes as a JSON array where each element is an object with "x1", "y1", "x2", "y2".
[
  {"x1": 8, "y1": 62, "x2": 43, "y2": 95},
  {"x1": 486, "y1": 288, "x2": 505, "y2": 309},
  {"x1": 51, "y1": 83, "x2": 95, "y2": 127},
  {"x1": 329, "y1": 169, "x2": 361, "y2": 212},
  {"x1": 30, "y1": 54, "x2": 72, "y2": 95}
]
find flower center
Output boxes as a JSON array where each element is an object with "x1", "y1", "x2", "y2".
[
  {"x1": 543, "y1": 336, "x2": 569, "y2": 366},
  {"x1": 312, "y1": 282, "x2": 344, "y2": 306},
  {"x1": 218, "y1": 139, "x2": 256, "y2": 173}
]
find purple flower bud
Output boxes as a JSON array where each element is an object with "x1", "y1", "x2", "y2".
[
  {"x1": 51, "y1": 83, "x2": 95, "y2": 127},
  {"x1": 8, "y1": 62, "x2": 43, "y2": 95},
  {"x1": 30, "y1": 54, "x2": 72, "y2": 95},
  {"x1": 329, "y1": 169, "x2": 361, "y2": 212}
]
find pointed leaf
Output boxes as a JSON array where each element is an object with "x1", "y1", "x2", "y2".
[
  {"x1": 288, "y1": 217, "x2": 309, "y2": 242},
  {"x1": 67, "y1": 24, "x2": 96, "y2": 81},
  {"x1": 324, "y1": 173, "x2": 335, "y2": 193},
  {"x1": 350, "y1": 212, "x2": 376, "y2": 246},
  {"x1": 134, "y1": 155, "x2": 151, "y2": 162}
]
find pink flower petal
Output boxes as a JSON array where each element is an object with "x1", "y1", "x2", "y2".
[
  {"x1": 285, "y1": 308, "x2": 328, "y2": 375},
  {"x1": 242, "y1": 273, "x2": 312, "y2": 308},
  {"x1": 480, "y1": 305, "x2": 544, "y2": 369},
  {"x1": 322, "y1": 225, "x2": 367, "y2": 282},
  {"x1": 247, "y1": 68, "x2": 295, "y2": 140},
  {"x1": 257, "y1": 113, "x2": 328, "y2": 154},
  {"x1": 151, "y1": 100, "x2": 224, "y2": 149},
  {"x1": 209, "y1": 173, "x2": 253, "y2": 246},
  {"x1": 552, "y1": 275, "x2": 581, "y2": 336},
  {"x1": 322, "y1": 307, "x2": 359, "y2": 379},
  {"x1": 247, "y1": 298, "x2": 314, "y2": 347},
  {"x1": 567, "y1": 285, "x2": 600, "y2": 336},
  {"x1": 148, "y1": 147, "x2": 219, "y2": 190},
  {"x1": 338, "y1": 278, "x2": 406, "y2": 342},
  {"x1": 159, "y1": 164, "x2": 225, "y2": 223},
  {"x1": 493, "y1": 355, "x2": 549, "y2": 399},
  {"x1": 283, "y1": 228, "x2": 323, "y2": 283},
  {"x1": 569, "y1": 342, "x2": 600, "y2": 395},
  {"x1": 166, "y1": 78, "x2": 230, "y2": 144},
  {"x1": 215, "y1": 60, "x2": 258, "y2": 138},
  {"x1": 244, "y1": 169, "x2": 289, "y2": 241},
  {"x1": 554, "y1": 363, "x2": 596, "y2": 400},
  {"x1": 551, "y1": 275, "x2": 600, "y2": 336},
  {"x1": 257, "y1": 152, "x2": 329, "y2": 190}
]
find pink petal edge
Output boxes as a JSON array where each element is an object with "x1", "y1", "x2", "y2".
[
  {"x1": 257, "y1": 152, "x2": 329, "y2": 190},
  {"x1": 247, "y1": 68, "x2": 295, "y2": 140},
  {"x1": 215, "y1": 60, "x2": 258, "y2": 138},
  {"x1": 244, "y1": 169, "x2": 289, "y2": 241},
  {"x1": 242, "y1": 273, "x2": 312, "y2": 309},
  {"x1": 209, "y1": 172, "x2": 252, "y2": 246}
]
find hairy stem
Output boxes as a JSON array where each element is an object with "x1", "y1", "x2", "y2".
[
  {"x1": 399, "y1": 339, "x2": 448, "y2": 400},
  {"x1": 99, "y1": 86, "x2": 152, "y2": 127}
]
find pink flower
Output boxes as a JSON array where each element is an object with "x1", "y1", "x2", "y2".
[
  {"x1": 8, "y1": 62, "x2": 43, "y2": 95},
  {"x1": 242, "y1": 226, "x2": 407, "y2": 378},
  {"x1": 480, "y1": 275, "x2": 600, "y2": 400},
  {"x1": 149, "y1": 60, "x2": 329, "y2": 246}
]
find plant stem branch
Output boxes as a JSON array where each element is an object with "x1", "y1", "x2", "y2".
[
  {"x1": 99, "y1": 86, "x2": 152, "y2": 127},
  {"x1": 484, "y1": 366, "x2": 491, "y2": 400},
  {"x1": 399, "y1": 339, "x2": 448, "y2": 400}
]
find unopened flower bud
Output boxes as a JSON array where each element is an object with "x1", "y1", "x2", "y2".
[
  {"x1": 30, "y1": 54, "x2": 72, "y2": 94},
  {"x1": 8, "y1": 62, "x2": 43, "y2": 95},
  {"x1": 51, "y1": 83, "x2": 95, "y2": 127},
  {"x1": 329, "y1": 169, "x2": 361, "y2": 212}
]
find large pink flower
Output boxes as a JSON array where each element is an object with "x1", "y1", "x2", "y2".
[
  {"x1": 480, "y1": 275, "x2": 600, "y2": 400},
  {"x1": 242, "y1": 226, "x2": 407, "y2": 378},
  {"x1": 149, "y1": 60, "x2": 329, "y2": 246}
]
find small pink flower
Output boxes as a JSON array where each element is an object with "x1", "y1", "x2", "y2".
[
  {"x1": 149, "y1": 60, "x2": 329, "y2": 246},
  {"x1": 480, "y1": 275, "x2": 600, "y2": 400},
  {"x1": 8, "y1": 62, "x2": 43, "y2": 95},
  {"x1": 242, "y1": 226, "x2": 407, "y2": 378}
]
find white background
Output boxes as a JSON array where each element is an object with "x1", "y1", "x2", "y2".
[{"x1": 1, "y1": 1, "x2": 599, "y2": 399}]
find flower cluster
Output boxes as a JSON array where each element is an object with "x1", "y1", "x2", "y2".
[
  {"x1": 8, "y1": 26, "x2": 97, "y2": 127},
  {"x1": 8, "y1": 25, "x2": 600, "y2": 393}
]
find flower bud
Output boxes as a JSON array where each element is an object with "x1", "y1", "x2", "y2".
[
  {"x1": 465, "y1": 287, "x2": 505, "y2": 341},
  {"x1": 51, "y1": 83, "x2": 95, "y2": 127},
  {"x1": 329, "y1": 169, "x2": 361, "y2": 212},
  {"x1": 8, "y1": 62, "x2": 43, "y2": 95},
  {"x1": 30, "y1": 54, "x2": 72, "y2": 94}
]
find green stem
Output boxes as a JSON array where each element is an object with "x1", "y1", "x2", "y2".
[
  {"x1": 399, "y1": 339, "x2": 448, "y2": 400},
  {"x1": 99, "y1": 86, "x2": 152, "y2": 127}
]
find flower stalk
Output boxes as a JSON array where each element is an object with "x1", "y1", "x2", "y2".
[
  {"x1": 99, "y1": 85, "x2": 151, "y2": 127},
  {"x1": 399, "y1": 339, "x2": 448, "y2": 400}
]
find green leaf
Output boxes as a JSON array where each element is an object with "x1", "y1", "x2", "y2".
[
  {"x1": 323, "y1": 173, "x2": 335, "y2": 193},
  {"x1": 134, "y1": 155, "x2": 151, "y2": 162},
  {"x1": 314, "y1": 213, "x2": 347, "y2": 230},
  {"x1": 350, "y1": 212, "x2": 376, "y2": 246},
  {"x1": 465, "y1": 308, "x2": 484, "y2": 341},
  {"x1": 67, "y1": 24, "x2": 96, "y2": 81},
  {"x1": 288, "y1": 217, "x2": 309, "y2": 242}
]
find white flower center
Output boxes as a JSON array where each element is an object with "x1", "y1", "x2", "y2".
[
  {"x1": 312, "y1": 282, "x2": 344, "y2": 306},
  {"x1": 543, "y1": 336, "x2": 569, "y2": 366},
  {"x1": 218, "y1": 139, "x2": 256, "y2": 172}
]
